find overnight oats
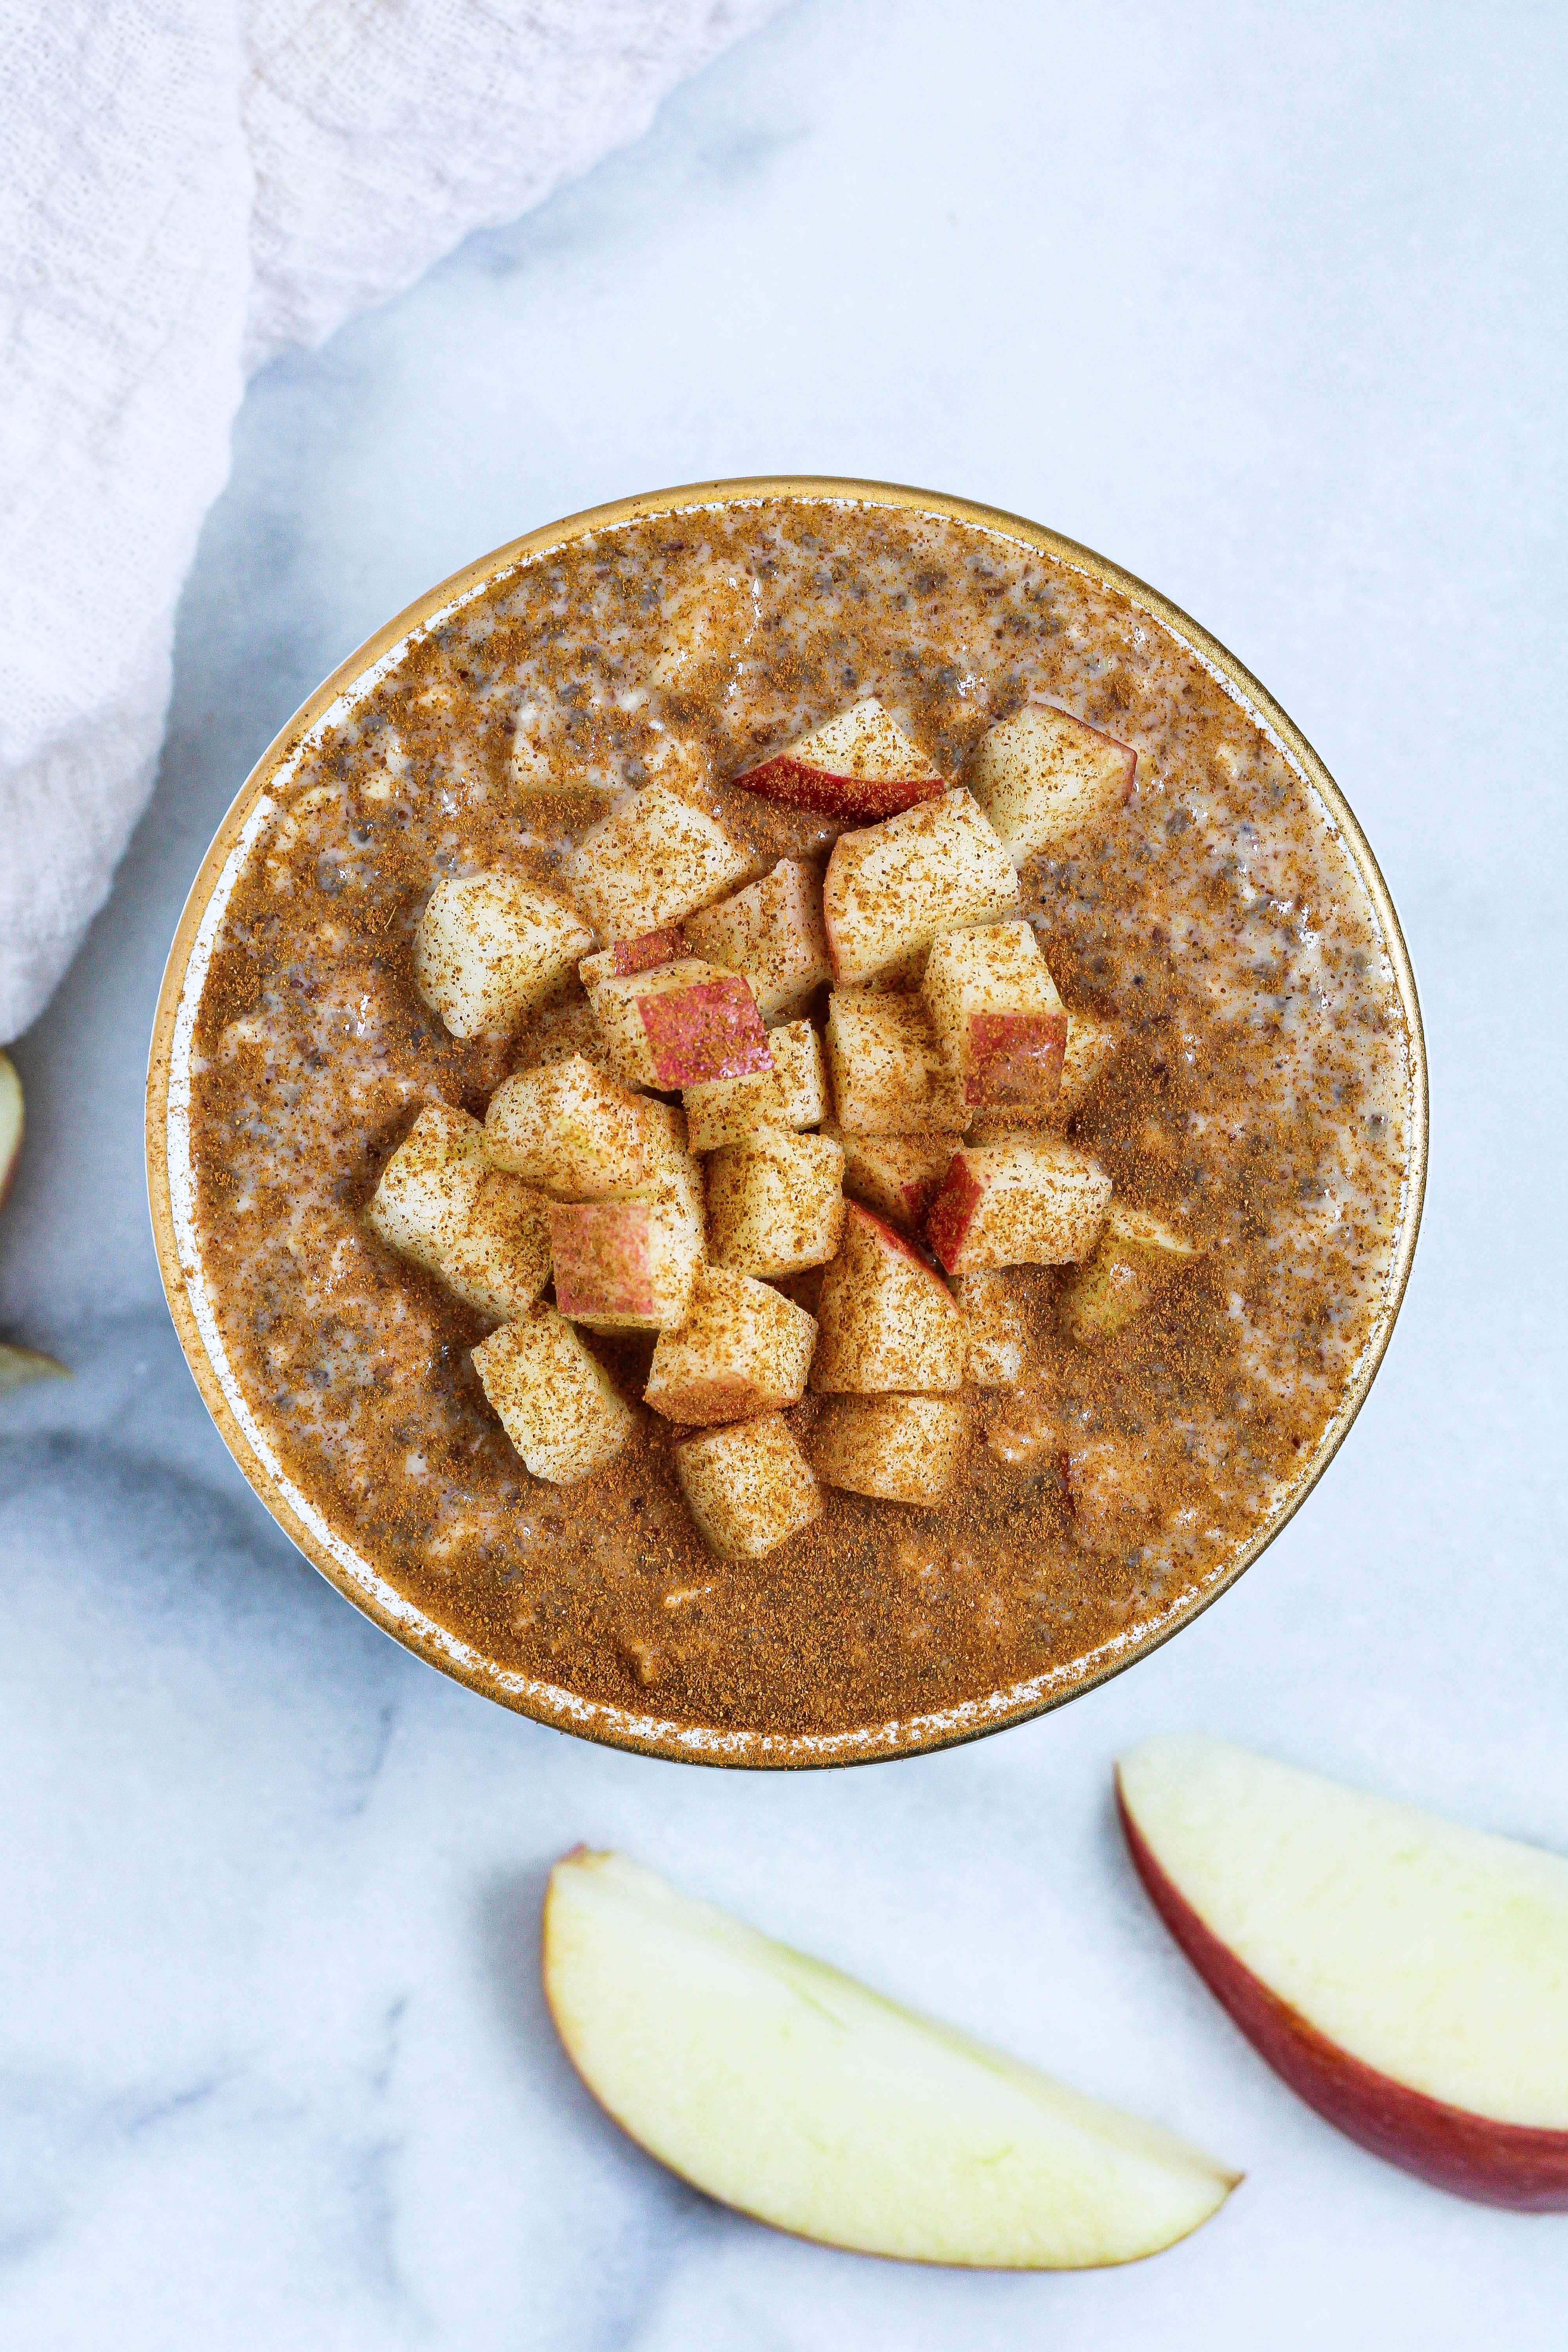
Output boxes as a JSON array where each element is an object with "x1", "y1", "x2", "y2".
[{"x1": 166, "y1": 489, "x2": 1420, "y2": 1756}]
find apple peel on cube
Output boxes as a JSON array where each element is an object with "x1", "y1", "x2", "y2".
[
  {"x1": 591, "y1": 960, "x2": 772, "y2": 1091},
  {"x1": 733, "y1": 697, "x2": 944, "y2": 820},
  {"x1": 828, "y1": 1124, "x2": 959, "y2": 1233},
  {"x1": 1117, "y1": 1734, "x2": 1568, "y2": 2209},
  {"x1": 578, "y1": 925, "x2": 690, "y2": 989},
  {"x1": 543, "y1": 1848, "x2": 1240, "y2": 2268},
  {"x1": 547, "y1": 1196, "x2": 701, "y2": 1332}
]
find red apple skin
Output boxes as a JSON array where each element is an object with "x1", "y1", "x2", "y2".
[
  {"x1": 846, "y1": 1199, "x2": 949, "y2": 1288},
  {"x1": 1116, "y1": 1777, "x2": 1568, "y2": 2210},
  {"x1": 635, "y1": 979, "x2": 772, "y2": 1087},
  {"x1": 611, "y1": 924, "x2": 689, "y2": 976},
  {"x1": 925, "y1": 1156, "x2": 983, "y2": 1273},
  {"x1": 548, "y1": 1204, "x2": 653, "y2": 1321},
  {"x1": 735, "y1": 755, "x2": 944, "y2": 821},
  {"x1": 965, "y1": 1010, "x2": 1067, "y2": 1111}
]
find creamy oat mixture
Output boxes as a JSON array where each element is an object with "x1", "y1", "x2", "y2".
[{"x1": 189, "y1": 499, "x2": 1411, "y2": 1736}]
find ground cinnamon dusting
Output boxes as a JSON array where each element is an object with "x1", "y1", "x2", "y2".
[{"x1": 188, "y1": 500, "x2": 1410, "y2": 1736}]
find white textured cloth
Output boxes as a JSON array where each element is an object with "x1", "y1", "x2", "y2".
[{"x1": 0, "y1": 0, "x2": 779, "y2": 1043}]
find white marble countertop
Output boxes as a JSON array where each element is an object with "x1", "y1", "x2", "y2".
[{"x1": 3, "y1": 2, "x2": 1564, "y2": 2341}]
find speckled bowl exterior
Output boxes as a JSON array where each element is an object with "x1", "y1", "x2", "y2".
[{"x1": 146, "y1": 477, "x2": 1428, "y2": 1767}]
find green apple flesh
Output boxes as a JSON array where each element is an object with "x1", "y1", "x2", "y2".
[
  {"x1": 543, "y1": 1848, "x2": 1238, "y2": 2268},
  {"x1": 1117, "y1": 1735, "x2": 1568, "y2": 2207}
]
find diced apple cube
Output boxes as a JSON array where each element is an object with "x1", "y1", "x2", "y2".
[
  {"x1": 733, "y1": 698, "x2": 944, "y2": 820},
  {"x1": 766, "y1": 1020, "x2": 828, "y2": 1128},
  {"x1": 485, "y1": 1055, "x2": 677, "y2": 1199},
  {"x1": 685, "y1": 1018, "x2": 829, "y2": 1151},
  {"x1": 921, "y1": 921, "x2": 1067, "y2": 1115},
  {"x1": 367, "y1": 1101, "x2": 486, "y2": 1278},
  {"x1": 926, "y1": 1138, "x2": 1112, "y2": 1274},
  {"x1": 590, "y1": 959, "x2": 772, "y2": 1092},
  {"x1": 825, "y1": 992, "x2": 966, "y2": 1135},
  {"x1": 674, "y1": 1414, "x2": 822, "y2": 1559},
  {"x1": 579, "y1": 924, "x2": 690, "y2": 989},
  {"x1": 826, "y1": 1124, "x2": 959, "y2": 1232},
  {"x1": 822, "y1": 789, "x2": 1018, "y2": 987},
  {"x1": 569, "y1": 782, "x2": 751, "y2": 941},
  {"x1": 967, "y1": 705, "x2": 1137, "y2": 866},
  {"x1": 1057, "y1": 1203, "x2": 1199, "y2": 1343},
  {"x1": 810, "y1": 1202, "x2": 965, "y2": 1394},
  {"x1": 441, "y1": 1173, "x2": 554, "y2": 1319},
  {"x1": 412, "y1": 872, "x2": 593, "y2": 1040},
  {"x1": 472, "y1": 1307, "x2": 633, "y2": 1485},
  {"x1": 367, "y1": 1102, "x2": 552, "y2": 1319},
  {"x1": 645, "y1": 1266, "x2": 817, "y2": 1423},
  {"x1": 628, "y1": 1147, "x2": 707, "y2": 1237},
  {"x1": 682, "y1": 1069, "x2": 780, "y2": 1152},
  {"x1": 952, "y1": 1270, "x2": 1027, "y2": 1387},
  {"x1": 809, "y1": 1394, "x2": 969, "y2": 1506},
  {"x1": 707, "y1": 1132, "x2": 846, "y2": 1278},
  {"x1": 682, "y1": 860, "x2": 832, "y2": 1020},
  {"x1": 1056, "y1": 1013, "x2": 1122, "y2": 1121},
  {"x1": 547, "y1": 1193, "x2": 702, "y2": 1331}
]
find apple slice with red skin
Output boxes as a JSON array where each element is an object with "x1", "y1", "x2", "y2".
[
  {"x1": 735, "y1": 697, "x2": 944, "y2": 820},
  {"x1": 543, "y1": 1847, "x2": 1240, "y2": 2267},
  {"x1": 0, "y1": 1052, "x2": 23, "y2": 1210},
  {"x1": 1117, "y1": 1735, "x2": 1568, "y2": 2209}
]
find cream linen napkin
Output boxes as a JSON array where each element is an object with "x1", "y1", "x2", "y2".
[{"x1": 0, "y1": 0, "x2": 780, "y2": 1042}]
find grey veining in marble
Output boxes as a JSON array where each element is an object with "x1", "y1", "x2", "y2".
[{"x1": 3, "y1": 1, "x2": 1566, "y2": 2342}]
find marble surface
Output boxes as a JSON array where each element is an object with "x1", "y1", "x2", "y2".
[{"x1": 2, "y1": 1, "x2": 1565, "y2": 2341}]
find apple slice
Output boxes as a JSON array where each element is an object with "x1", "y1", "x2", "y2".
[
  {"x1": 0, "y1": 1344, "x2": 69, "y2": 1394},
  {"x1": 544, "y1": 1849, "x2": 1238, "y2": 2267},
  {"x1": 0, "y1": 1052, "x2": 22, "y2": 1208},
  {"x1": 1117, "y1": 1735, "x2": 1568, "y2": 2209},
  {"x1": 734, "y1": 697, "x2": 944, "y2": 819}
]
